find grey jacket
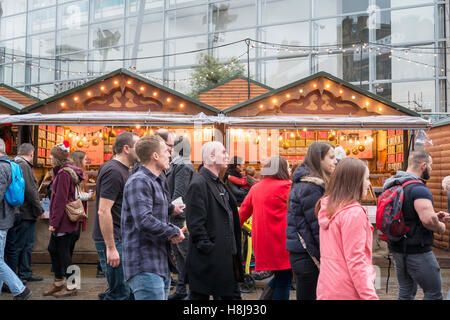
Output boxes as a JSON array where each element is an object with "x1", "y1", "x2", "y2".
[
  {"x1": 14, "y1": 156, "x2": 43, "y2": 220},
  {"x1": 0, "y1": 155, "x2": 14, "y2": 230},
  {"x1": 383, "y1": 170, "x2": 421, "y2": 190}
]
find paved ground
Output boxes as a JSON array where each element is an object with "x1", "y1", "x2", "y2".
[{"x1": 1, "y1": 264, "x2": 449, "y2": 300}]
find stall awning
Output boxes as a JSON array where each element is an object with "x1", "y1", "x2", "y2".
[
  {"x1": 217, "y1": 115, "x2": 431, "y2": 130},
  {"x1": 0, "y1": 112, "x2": 430, "y2": 130},
  {"x1": 0, "y1": 112, "x2": 217, "y2": 126}
]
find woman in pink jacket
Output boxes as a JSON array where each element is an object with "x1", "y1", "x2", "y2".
[
  {"x1": 239, "y1": 156, "x2": 292, "y2": 300},
  {"x1": 316, "y1": 158, "x2": 378, "y2": 300}
]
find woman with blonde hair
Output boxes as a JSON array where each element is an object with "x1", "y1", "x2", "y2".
[{"x1": 316, "y1": 157, "x2": 378, "y2": 300}]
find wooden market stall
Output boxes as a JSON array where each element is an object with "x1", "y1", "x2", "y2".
[
  {"x1": 10, "y1": 68, "x2": 220, "y2": 263},
  {"x1": 220, "y1": 72, "x2": 430, "y2": 224},
  {"x1": 426, "y1": 117, "x2": 450, "y2": 250},
  {"x1": 0, "y1": 84, "x2": 39, "y2": 156},
  {"x1": 198, "y1": 75, "x2": 273, "y2": 111}
]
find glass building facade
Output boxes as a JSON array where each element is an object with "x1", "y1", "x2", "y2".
[{"x1": 0, "y1": 0, "x2": 447, "y2": 112}]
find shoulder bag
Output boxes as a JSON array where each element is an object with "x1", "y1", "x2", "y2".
[{"x1": 65, "y1": 184, "x2": 88, "y2": 222}]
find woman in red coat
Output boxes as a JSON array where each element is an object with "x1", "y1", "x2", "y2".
[{"x1": 239, "y1": 156, "x2": 292, "y2": 300}]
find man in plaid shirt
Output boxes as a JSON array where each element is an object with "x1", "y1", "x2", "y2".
[{"x1": 121, "y1": 135, "x2": 185, "y2": 300}]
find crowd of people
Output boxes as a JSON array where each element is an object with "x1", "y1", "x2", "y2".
[{"x1": 0, "y1": 130, "x2": 449, "y2": 300}]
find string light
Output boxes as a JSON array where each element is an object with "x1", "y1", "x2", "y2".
[{"x1": 1, "y1": 38, "x2": 447, "y2": 95}]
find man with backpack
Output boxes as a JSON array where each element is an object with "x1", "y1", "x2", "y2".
[
  {"x1": 0, "y1": 138, "x2": 32, "y2": 300},
  {"x1": 381, "y1": 150, "x2": 447, "y2": 300}
]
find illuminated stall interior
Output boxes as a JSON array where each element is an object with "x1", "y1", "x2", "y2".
[{"x1": 222, "y1": 72, "x2": 430, "y2": 205}]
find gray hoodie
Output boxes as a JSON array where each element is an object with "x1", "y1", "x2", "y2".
[{"x1": 383, "y1": 170, "x2": 423, "y2": 191}]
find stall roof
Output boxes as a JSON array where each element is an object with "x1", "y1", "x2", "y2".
[
  {"x1": 222, "y1": 71, "x2": 421, "y2": 117},
  {"x1": 218, "y1": 115, "x2": 430, "y2": 130},
  {"x1": 0, "y1": 95, "x2": 27, "y2": 113},
  {"x1": 1, "y1": 112, "x2": 217, "y2": 126},
  {"x1": 1, "y1": 112, "x2": 430, "y2": 130},
  {"x1": 0, "y1": 83, "x2": 39, "y2": 107},
  {"x1": 20, "y1": 68, "x2": 220, "y2": 115},
  {"x1": 431, "y1": 116, "x2": 450, "y2": 128},
  {"x1": 198, "y1": 76, "x2": 272, "y2": 111},
  {"x1": 198, "y1": 75, "x2": 273, "y2": 94}
]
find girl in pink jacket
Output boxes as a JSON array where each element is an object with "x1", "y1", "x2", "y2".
[{"x1": 316, "y1": 158, "x2": 378, "y2": 300}]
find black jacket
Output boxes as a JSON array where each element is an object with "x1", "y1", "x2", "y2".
[
  {"x1": 167, "y1": 156, "x2": 195, "y2": 226},
  {"x1": 14, "y1": 157, "x2": 43, "y2": 220},
  {"x1": 185, "y1": 167, "x2": 244, "y2": 297},
  {"x1": 286, "y1": 164, "x2": 324, "y2": 260}
]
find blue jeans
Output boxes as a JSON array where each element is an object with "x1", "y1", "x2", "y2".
[
  {"x1": 392, "y1": 251, "x2": 443, "y2": 300},
  {"x1": 95, "y1": 240, "x2": 132, "y2": 300},
  {"x1": 127, "y1": 272, "x2": 171, "y2": 300},
  {"x1": 267, "y1": 269, "x2": 293, "y2": 300},
  {"x1": 0, "y1": 229, "x2": 26, "y2": 296}
]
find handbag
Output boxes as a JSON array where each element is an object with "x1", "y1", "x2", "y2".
[{"x1": 65, "y1": 184, "x2": 88, "y2": 222}]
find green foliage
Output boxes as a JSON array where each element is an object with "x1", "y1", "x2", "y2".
[{"x1": 189, "y1": 53, "x2": 246, "y2": 99}]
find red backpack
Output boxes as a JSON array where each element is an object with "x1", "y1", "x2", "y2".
[{"x1": 376, "y1": 179, "x2": 423, "y2": 242}]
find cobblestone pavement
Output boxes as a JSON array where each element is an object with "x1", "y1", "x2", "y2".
[{"x1": 1, "y1": 264, "x2": 449, "y2": 300}]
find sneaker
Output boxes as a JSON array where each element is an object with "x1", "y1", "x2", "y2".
[{"x1": 14, "y1": 287, "x2": 32, "y2": 300}]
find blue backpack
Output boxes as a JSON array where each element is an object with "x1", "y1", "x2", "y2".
[{"x1": 0, "y1": 158, "x2": 25, "y2": 207}]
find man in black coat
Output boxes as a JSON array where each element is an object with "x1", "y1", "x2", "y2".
[{"x1": 184, "y1": 141, "x2": 243, "y2": 300}]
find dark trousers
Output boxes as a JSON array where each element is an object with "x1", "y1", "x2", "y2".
[
  {"x1": 4, "y1": 215, "x2": 21, "y2": 273},
  {"x1": 48, "y1": 233, "x2": 73, "y2": 279},
  {"x1": 14, "y1": 220, "x2": 37, "y2": 279},
  {"x1": 289, "y1": 252, "x2": 319, "y2": 300},
  {"x1": 69, "y1": 224, "x2": 82, "y2": 258},
  {"x1": 171, "y1": 234, "x2": 189, "y2": 295},
  {"x1": 266, "y1": 269, "x2": 293, "y2": 300}
]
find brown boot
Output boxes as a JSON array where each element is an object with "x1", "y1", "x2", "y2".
[
  {"x1": 43, "y1": 279, "x2": 65, "y2": 296},
  {"x1": 52, "y1": 285, "x2": 77, "y2": 298}
]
